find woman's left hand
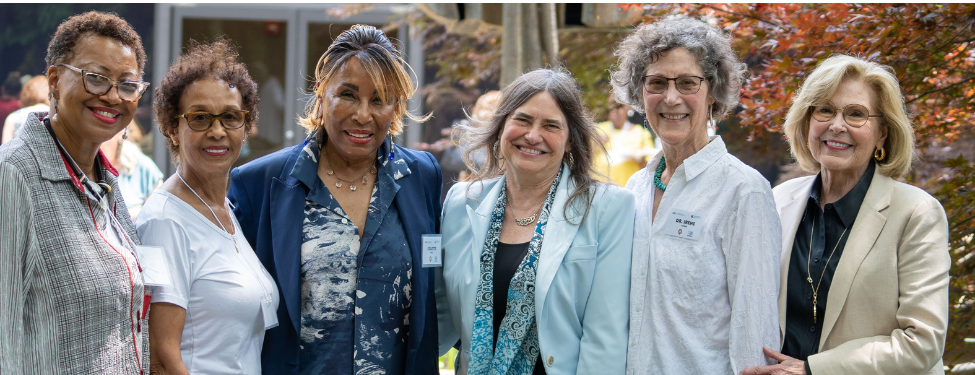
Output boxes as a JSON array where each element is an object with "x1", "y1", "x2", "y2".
[{"x1": 738, "y1": 347, "x2": 806, "y2": 375}]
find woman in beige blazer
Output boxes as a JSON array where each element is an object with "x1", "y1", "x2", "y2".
[{"x1": 740, "y1": 55, "x2": 950, "y2": 375}]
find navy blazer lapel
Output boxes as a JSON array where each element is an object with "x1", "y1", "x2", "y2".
[
  {"x1": 269, "y1": 148, "x2": 308, "y2": 335},
  {"x1": 393, "y1": 155, "x2": 431, "y2": 354}
]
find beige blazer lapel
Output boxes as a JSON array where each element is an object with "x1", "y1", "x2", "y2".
[
  {"x1": 818, "y1": 170, "x2": 892, "y2": 350},
  {"x1": 775, "y1": 176, "x2": 815, "y2": 342}
]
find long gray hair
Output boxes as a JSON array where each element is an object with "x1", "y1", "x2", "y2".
[{"x1": 453, "y1": 68, "x2": 606, "y2": 224}]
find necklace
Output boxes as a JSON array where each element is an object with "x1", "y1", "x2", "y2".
[
  {"x1": 653, "y1": 155, "x2": 667, "y2": 192},
  {"x1": 176, "y1": 171, "x2": 238, "y2": 253},
  {"x1": 323, "y1": 147, "x2": 376, "y2": 191},
  {"x1": 507, "y1": 197, "x2": 542, "y2": 226},
  {"x1": 806, "y1": 216, "x2": 848, "y2": 323}
]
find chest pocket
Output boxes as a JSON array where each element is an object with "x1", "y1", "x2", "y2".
[{"x1": 562, "y1": 244, "x2": 597, "y2": 262}]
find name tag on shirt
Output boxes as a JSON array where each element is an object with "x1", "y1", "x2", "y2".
[
  {"x1": 133, "y1": 245, "x2": 173, "y2": 287},
  {"x1": 262, "y1": 299, "x2": 279, "y2": 330},
  {"x1": 663, "y1": 209, "x2": 704, "y2": 241},
  {"x1": 421, "y1": 234, "x2": 442, "y2": 267}
]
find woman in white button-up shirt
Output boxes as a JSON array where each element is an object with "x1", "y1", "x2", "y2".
[{"x1": 609, "y1": 16, "x2": 782, "y2": 375}]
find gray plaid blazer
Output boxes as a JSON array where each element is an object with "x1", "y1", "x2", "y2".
[{"x1": 0, "y1": 112, "x2": 149, "y2": 374}]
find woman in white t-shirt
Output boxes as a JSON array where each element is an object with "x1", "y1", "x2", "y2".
[{"x1": 136, "y1": 38, "x2": 279, "y2": 374}]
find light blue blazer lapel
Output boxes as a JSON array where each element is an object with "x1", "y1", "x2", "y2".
[
  {"x1": 468, "y1": 178, "x2": 504, "y2": 275},
  {"x1": 775, "y1": 176, "x2": 815, "y2": 342},
  {"x1": 819, "y1": 170, "x2": 891, "y2": 350},
  {"x1": 269, "y1": 173, "x2": 306, "y2": 335},
  {"x1": 535, "y1": 167, "x2": 579, "y2": 319}
]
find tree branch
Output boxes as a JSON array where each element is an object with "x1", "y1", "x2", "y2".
[{"x1": 905, "y1": 76, "x2": 975, "y2": 104}]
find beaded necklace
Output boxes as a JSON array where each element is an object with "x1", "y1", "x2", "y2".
[{"x1": 653, "y1": 155, "x2": 668, "y2": 192}]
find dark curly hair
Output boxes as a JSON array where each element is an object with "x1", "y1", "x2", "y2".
[
  {"x1": 46, "y1": 11, "x2": 146, "y2": 75},
  {"x1": 153, "y1": 38, "x2": 259, "y2": 163}
]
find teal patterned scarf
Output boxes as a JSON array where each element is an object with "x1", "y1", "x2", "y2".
[{"x1": 469, "y1": 166, "x2": 563, "y2": 375}]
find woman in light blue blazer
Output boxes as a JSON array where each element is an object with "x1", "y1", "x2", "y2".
[{"x1": 436, "y1": 69, "x2": 635, "y2": 375}]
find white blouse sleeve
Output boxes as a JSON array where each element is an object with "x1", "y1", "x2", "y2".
[
  {"x1": 136, "y1": 217, "x2": 193, "y2": 309},
  {"x1": 722, "y1": 190, "x2": 782, "y2": 372}
]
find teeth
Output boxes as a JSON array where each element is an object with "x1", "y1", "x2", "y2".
[
  {"x1": 825, "y1": 141, "x2": 849, "y2": 148},
  {"x1": 205, "y1": 148, "x2": 227, "y2": 154},
  {"x1": 348, "y1": 133, "x2": 370, "y2": 138},
  {"x1": 93, "y1": 109, "x2": 118, "y2": 118},
  {"x1": 518, "y1": 146, "x2": 542, "y2": 155},
  {"x1": 662, "y1": 113, "x2": 687, "y2": 120}
]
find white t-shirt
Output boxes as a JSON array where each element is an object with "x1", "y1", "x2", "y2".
[{"x1": 135, "y1": 190, "x2": 279, "y2": 375}]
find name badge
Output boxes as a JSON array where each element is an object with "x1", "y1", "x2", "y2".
[
  {"x1": 421, "y1": 234, "x2": 442, "y2": 268},
  {"x1": 261, "y1": 298, "x2": 279, "y2": 330},
  {"x1": 663, "y1": 209, "x2": 704, "y2": 241},
  {"x1": 133, "y1": 245, "x2": 173, "y2": 287}
]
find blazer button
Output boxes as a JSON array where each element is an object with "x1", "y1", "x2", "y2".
[{"x1": 546, "y1": 355, "x2": 554, "y2": 367}]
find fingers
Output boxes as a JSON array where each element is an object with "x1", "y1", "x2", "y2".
[
  {"x1": 763, "y1": 347, "x2": 791, "y2": 362},
  {"x1": 740, "y1": 365, "x2": 773, "y2": 375}
]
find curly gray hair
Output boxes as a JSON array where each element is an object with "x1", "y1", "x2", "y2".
[{"x1": 610, "y1": 16, "x2": 746, "y2": 119}]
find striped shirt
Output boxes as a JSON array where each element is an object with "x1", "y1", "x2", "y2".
[{"x1": 0, "y1": 112, "x2": 149, "y2": 374}]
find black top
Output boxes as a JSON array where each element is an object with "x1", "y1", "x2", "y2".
[
  {"x1": 782, "y1": 161, "x2": 875, "y2": 373},
  {"x1": 493, "y1": 241, "x2": 546, "y2": 375}
]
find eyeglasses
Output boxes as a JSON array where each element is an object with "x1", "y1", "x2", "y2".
[
  {"x1": 176, "y1": 110, "x2": 249, "y2": 131},
  {"x1": 59, "y1": 64, "x2": 149, "y2": 102},
  {"x1": 642, "y1": 75, "x2": 708, "y2": 95},
  {"x1": 810, "y1": 100, "x2": 882, "y2": 127}
]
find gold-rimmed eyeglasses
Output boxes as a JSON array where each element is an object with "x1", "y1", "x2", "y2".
[
  {"x1": 176, "y1": 110, "x2": 250, "y2": 131},
  {"x1": 810, "y1": 100, "x2": 882, "y2": 128},
  {"x1": 642, "y1": 75, "x2": 708, "y2": 95},
  {"x1": 59, "y1": 64, "x2": 149, "y2": 102}
]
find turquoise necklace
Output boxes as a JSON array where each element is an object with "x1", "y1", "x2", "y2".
[{"x1": 653, "y1": 155, "x2": 668, "y2": 192}]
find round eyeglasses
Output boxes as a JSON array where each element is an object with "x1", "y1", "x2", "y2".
[
  {"x1": 642, "y1": 75, "x2": 708, "y2": 95},
  {"x1": 810, "y1": 100, "x2": 882, "y2": 128},
  {"x1": 176, "y1": 110, "x2": 249, "y2": 131},
  {"x1": 59, "y1": 64, "x2": 149, "y2": 102}
]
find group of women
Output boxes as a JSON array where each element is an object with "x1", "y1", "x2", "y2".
[{"x1": 0, "y1": 11, "x2": 949, "y2": 375}]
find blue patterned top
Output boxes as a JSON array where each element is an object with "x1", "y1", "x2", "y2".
[{"x1": 291, "y1": 131, "x2": 413, "y2": 375}]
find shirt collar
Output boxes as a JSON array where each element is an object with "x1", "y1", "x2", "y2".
[
  {"x1": 682, "y1": 135, "x2": 727, "y2": 181},
  {"x1": 290, "y1": 130, "x2": 411, "y2": 189},
  {"x1": 809, "y1": 160, "x2": 875, "y2": 227}
]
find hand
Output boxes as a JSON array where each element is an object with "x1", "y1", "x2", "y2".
[{"x1": 739, "y1": 347, "x2": 807, "y2": 375}]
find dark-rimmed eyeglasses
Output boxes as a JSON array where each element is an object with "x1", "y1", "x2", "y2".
[
  {"x1": 176, "y1": 110, "x2": 249, "y2": 131},
  {"x1": 642, "y1": 75, "x2": 708, "y2": 95},
  {"x1": 810, "y1": 100, "x2": 881, "y2": 128},
  {"x1": 59, "y1": 64, "x2": 149, "y2": 102}
]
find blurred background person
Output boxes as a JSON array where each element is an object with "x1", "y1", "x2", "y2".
[
  {"x1": 100, "y1": 120, "x2": 162, "y2": 219},
  {"x1": 2, "y1": 74, "x2": 50, "y2": 144},
  {"x1": 438, "y1": 69, "x2": 633, "y2": 375},
  {"x1": 611, "y1": 16, "x2": 781, "y2": 375},
  {"x1": 228, "y1": 25, "x2": 442, "y2": 375},
  {"x1": 0, "y1": 71, "x2": 23, "y2": 136},
  {"x1": 137, "y1": 38, "x2": 279, "y2": 375},
  {"x1": 0, "y1": 11, "x2": 150, "y2": 373},
  {"x1": 592, "y1": 92, "x2": 656, "y2": 186},
  {"x1": 740, "y1": 55, "x2": 950, "y2": 375}
]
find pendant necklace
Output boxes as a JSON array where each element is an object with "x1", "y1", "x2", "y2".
[
  {"x1": 323, "y1": 147, "x2": 376, "y2": 191},
  {"x1": 507, "y1": 197, "x2": 542, "y2": 226},
  {"x1": 806, "y1": 216, "x2": 848, "y2": 323},
  {"x1": 176, "y1": 171, "x2": 238, "y2": 253}
]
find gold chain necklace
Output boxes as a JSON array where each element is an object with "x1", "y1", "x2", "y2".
[
  {"x1": 806, "y1": 215, "x2": 848, "y2": 323},
  {"x1": 323, "y1": 147, "x2": 376, "y2": 191},
  {"x1": 507, "y1": 197, "x2": 542, "y2": 226}
]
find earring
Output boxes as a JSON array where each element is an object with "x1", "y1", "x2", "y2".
[
  {"x1": 122, "y1": 127, "x2": 129, "y2": 140},
  {"x1": 642, "y1": 117, "x2": 650, "y2": 131},
  {"x1": 493, "y1": 140, "x2": 505, "y2": 169},
  {"x1": 389, "y1": 137, "x2": 396, "y2": 160},
  {"x1": 565, "y1": 152, "x2": 574, "y2": 167},
  {"x1": 708, "y1": 105, "x2": 715, "y2": 128},
  {"x1": 874, "y1": 147, "x2": 885, "y2": 161}
]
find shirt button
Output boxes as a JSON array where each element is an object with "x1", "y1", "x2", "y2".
[
  {"x1": 806, "y1": 292, "x2": 812, "y2": 300},
  {"x1": 810, "y1": 325, "x2": 817, "y2": 332},
  {"x1": 546, "y1": 355, "x2": 554, "y2": 367},
  {"x1": 814, "y1": 258, "x2": 819, "y2": 263}
]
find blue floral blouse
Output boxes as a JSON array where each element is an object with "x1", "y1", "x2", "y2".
[{"x1": 291, "y1": 131, "x2": 413, "y2": 375}]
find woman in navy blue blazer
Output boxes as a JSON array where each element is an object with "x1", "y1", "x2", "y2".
[{"x1": 228, "y1": 25, "x2": 442, "y2": 375}]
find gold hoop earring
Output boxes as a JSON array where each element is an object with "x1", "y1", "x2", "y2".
[{"x1": 874, "y1": 147, "x2": 885, "y2": 161}]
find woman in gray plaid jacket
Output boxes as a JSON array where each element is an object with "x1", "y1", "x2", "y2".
[{"x1": 0, "y1": 11, "x2": 151, "y2": 374}]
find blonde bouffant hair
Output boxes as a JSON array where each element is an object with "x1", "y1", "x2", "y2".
[
  {"x1": 298, "y1": 25, "x2": 426, "y2": 135},
  {"x1": 783, "y1": 54, "x2": 915, "y2": 178}
]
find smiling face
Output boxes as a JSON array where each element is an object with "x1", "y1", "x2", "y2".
[
  {"x1": 642, "y1": 47, "x2": 714, "y2": 149},
  {"x1": 499, "y1": 91, "x2": 570, "y2": 180},
  {"x1": 319, "y1": 57, "x2": 396, "y2": 163},
  {"x1": 48, "y1": 33, "x2": 140, "y2": 144},
  {"x1": 174, "y1": 77, "x2": 245, "y2": 176},
  {"x1": 808, "y1": 78, "x2": 887, "y2": 178}
]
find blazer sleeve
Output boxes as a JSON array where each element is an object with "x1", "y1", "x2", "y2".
[
  {"x1": 807, "y1": 196, "x2": 950, "y2": 375},
  {"x1": 576, "y1": 187, "x2": 635, "y2": 374},
  {"x1": 0, "y1": 164, "x2": 35, "y2": 373},
  {"x1": 435, "y1": 183, "x2": 462, "y2": 356},
  {"x1": 723, "y1": 190, "x2": 782, "y2": 372}
]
